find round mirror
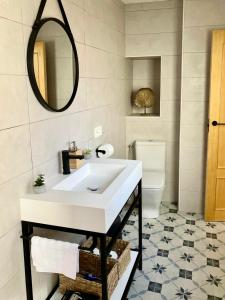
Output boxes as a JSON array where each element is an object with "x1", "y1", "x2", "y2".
[{"x1": 27, "y1": 18, "x2": 79, "y2": 112}]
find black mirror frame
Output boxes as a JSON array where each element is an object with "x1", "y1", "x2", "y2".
[{"x1": 27, "y1": 0, "x2": 79, "y2": 112}]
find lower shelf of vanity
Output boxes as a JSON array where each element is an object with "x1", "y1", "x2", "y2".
[{"x1": 51, "y1": 251, "x2": 138, "y2": 300}]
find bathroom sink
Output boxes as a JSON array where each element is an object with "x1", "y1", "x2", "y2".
[
  {"x1": 20, "y1": 159, "x2": 142, "y2": 233},
  {"x1": 53, "y1": 162, "x2": 126, "y2": 194}
]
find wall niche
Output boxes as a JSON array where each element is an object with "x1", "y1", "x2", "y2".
[{"x1": 130, "y1": 56, "x2": 161, "y2": 117}]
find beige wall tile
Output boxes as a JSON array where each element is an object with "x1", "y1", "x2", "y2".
[
  {"x1": 0, "y1": 19, "x2": 25, "y2": 75},
  {"x1": 182, "y1": 77, "x2": 209, "y2": 101},
  {"x1": 161, "y1": 77, "x2": 181, "y2": 101},
  {"x1": 103, "y1": 0, "x2": 125, "y2": 33},
  {"x1": 0, "y1": 75, "x2": 29, "y2": 130},
  {"x1": 179, "y1": 145, "x2": 206, "y2": 173},
  {"x1": 183, "y1": 53, "x2": 209, "y2": 78},
  {"x1": 126, "y1": 32, "x2": 181, "y2": 57},
  {"x1": 86, "y1": 78, "x2": 111, "y2": 109},
  {"x1": 30, "y1": 116, "x2": 69, "y2": 166},
  {"x1": 21, "y1": 0, "x2": 36, "y2": 26},
  {"x1": 0, "y1": 270, "x2": 26, "y2": 300},
  {"x1": 85, "y1": 15, "x2": 118, "y2": 54},
  {"x1": 181, "y1": 101, "x2": 208, "y2": 126},
  {"x1": 161, "y1": 55, "x2": 181, "y2": 79},
  {"x1": 0, "y1": 172, "x2": 32, "y2": 237},
  {"x1": 180, "y1": 167, "x2": 205, "y2": 193},
  {"x1": 86, "y1": 46, "x2": 110, "y2": 78},
  {"x1": 0, "y1": 226, "x2": 23, "y2": 289},
  {"x1": 126, "y1": 8, "x2": 182, "y2": 35},
  {"x1": 179, "y1": 190, "x2": 204, "y2": 213},
  {"x1": 0, "y1": 126, "x2": 32, "y2": 185},
  {"x1": 85, "y1": 0, "x2": 105, "y2": 20},
  {"x1": 125, "y1": 0, "x2": 181, "y2": 11},
  {"x1": 133, "y1": 59, "x2": 161, "y2": 80},
  {"x1": 161, "y1": 101, "x2": 180, "y2": 122},
  {"x1": 66, "y1": 78, "x2": 87, "y2": 113},
  {"x1": 64, "y1": 1, "x2": 85, "y2": 43},
  {"x1": 183, "y1": 26, "x2": 213, "y2": 53},
  {"x1": 70, "y1": 0, "x2": 84, "y2": 9},
  {"x1": 0, "y1": 0, "x2": 22, "y2": 22},
  {"x1": 68, "y1": 110, "x2": 92, "y2": 142},
  {"x1": 116, "y1": 31, "x2": 125, "y2": 56},
  {"x1": 163, "y1": 182, "x2": 178, "y2": 203},
  {"x1": 76, "y1": 43, "x2": 86, "y2": 78},
  {"x1": 180, "y1": 124, "x2": 207, "y2": 149},
  {"x1": 184, "y1": 0, "x2": 225, "y2": 27}
]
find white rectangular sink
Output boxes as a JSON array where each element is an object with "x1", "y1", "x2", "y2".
[
  {"x1": 20, "y1": 159, "x2": 142, "y2": 233},
  {"x1": 53, "y1": 162, "x2": 126, "y2": 194}
]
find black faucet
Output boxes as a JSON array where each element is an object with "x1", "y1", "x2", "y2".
[{"x1": 62, "y1": 150, "x2": 84, "y2": 174}]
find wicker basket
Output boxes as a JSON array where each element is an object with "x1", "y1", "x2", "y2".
[
  {"x1": 59, "y1": 250, "x2": 118, "y2": 299},
  {"x1": 82, "y1": 237, "x2": 131, "y2": 278},
  {"x1": 113, "y1": 239, "x2": 131, "y2": 278}
]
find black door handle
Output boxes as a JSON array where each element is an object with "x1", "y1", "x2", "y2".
[{"x1": 212, "y1": 120, "x2": 225, "y2": 126}]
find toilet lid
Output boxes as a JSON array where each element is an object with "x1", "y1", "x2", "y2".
[{"x1": 142, "y1": 171, "x2": 165, "y2": 189}]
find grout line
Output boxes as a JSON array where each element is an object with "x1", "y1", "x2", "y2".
[
  {"x1": 183, "y1": 24, "x2": 225, "y2": 29},
  {"x1": 0, "y1": 169, "x2": 32, "y2": 193},
  {"x1": 125, "y1": 31, "x2": 182, "y2": 36},
  {"x1": 125, "y1": 6, "x2": 183, "y2": 13},
  {"x1": 0, "y1": 122, "x2": 30, "y2": 133}
]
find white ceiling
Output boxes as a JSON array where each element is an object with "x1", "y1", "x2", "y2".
[{"x1": 122, "y1": 0, "x2": 171, "y2": 3}]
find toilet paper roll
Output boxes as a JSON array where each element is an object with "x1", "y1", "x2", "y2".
[{"x1": 97, "y1": 144, "x2": 114, "y2": 158}]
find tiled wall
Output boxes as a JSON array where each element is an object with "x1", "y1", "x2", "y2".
[
  {"x1": 125, "y1": 0, "x2": 182, "y2": 203},
  {"x1": 179, "y1": 0, "x2": 225, "y2": 213},
  {"x1": 0, "y1": 0, "x2": 131, "y2": 298}
]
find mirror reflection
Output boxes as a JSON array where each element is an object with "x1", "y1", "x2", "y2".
[{"x1": 33, "y1": 21, "x2": 76, "y2": 110}]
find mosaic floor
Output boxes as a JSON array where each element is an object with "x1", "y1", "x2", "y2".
[{"x1": 123, "y1": 203, "x2": 225, "y2": 300}]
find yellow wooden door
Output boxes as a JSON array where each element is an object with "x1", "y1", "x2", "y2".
[
  {"x1": 33, "y1": 41, "x2": 48, "y2": 101},
  {"x1": 205, "y1": 30, "x2": 225, "y2": 221}
]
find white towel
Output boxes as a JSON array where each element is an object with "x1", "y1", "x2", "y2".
[{"x1": 31, "y1": 236, "x2": 79, "y2": 279}]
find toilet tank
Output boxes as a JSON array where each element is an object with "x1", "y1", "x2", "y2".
[{"x1": 135, "y1": 140, "x2": 166, "y2": 171}]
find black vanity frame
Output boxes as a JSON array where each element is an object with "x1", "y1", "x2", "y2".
[
  {"x1": 27, "y1": 0, "x2": 79, "y2": 112},
  {"x1": 21, "y1": 180, "x2": 142, "y2": 300}
]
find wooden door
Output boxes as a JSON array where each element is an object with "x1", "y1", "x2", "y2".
[
  {"x1": 33, "y1": 41, "x2": 48, "y2": 101},
  {"x1": 205, "y1": 30, "x2": 225, "y2": 221}
]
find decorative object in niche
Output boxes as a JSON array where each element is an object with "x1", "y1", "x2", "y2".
[
  {"x1": 133, "y1": 88, "x2": 155, "y2": 115},
  {"x1": 27, "y1": 0, "x2": 79, "y2": 112}
]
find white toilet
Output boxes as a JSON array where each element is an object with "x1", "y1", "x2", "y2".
[{"x1": 135, "y1": 140, "x2": 166, "y2": 218}]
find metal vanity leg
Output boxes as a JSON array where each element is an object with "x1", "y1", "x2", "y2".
[
  {"x1": 22, "y1": 221, "x2": 33, "y2": 300},
  {"x1": 138, "y1": 180, "x2": 143, "y2": 270},
  {"x1": 100, "y1": 235, "x2": 108, "y2": 300}
]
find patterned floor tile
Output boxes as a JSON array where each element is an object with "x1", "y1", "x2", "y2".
[
  {"x1": 132, "y1": 275, "x2": 150, "y2": 294},
  {"x1": 200, "y1": 281, "x2": 225, "y2": 299},
  {"x1": 125, "y1": 203, "x2": 225, "y2": 300}
]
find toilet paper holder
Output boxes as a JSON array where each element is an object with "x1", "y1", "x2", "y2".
[{"x1": 96, "y1": 148, "x2": 106, "y2": 157}]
